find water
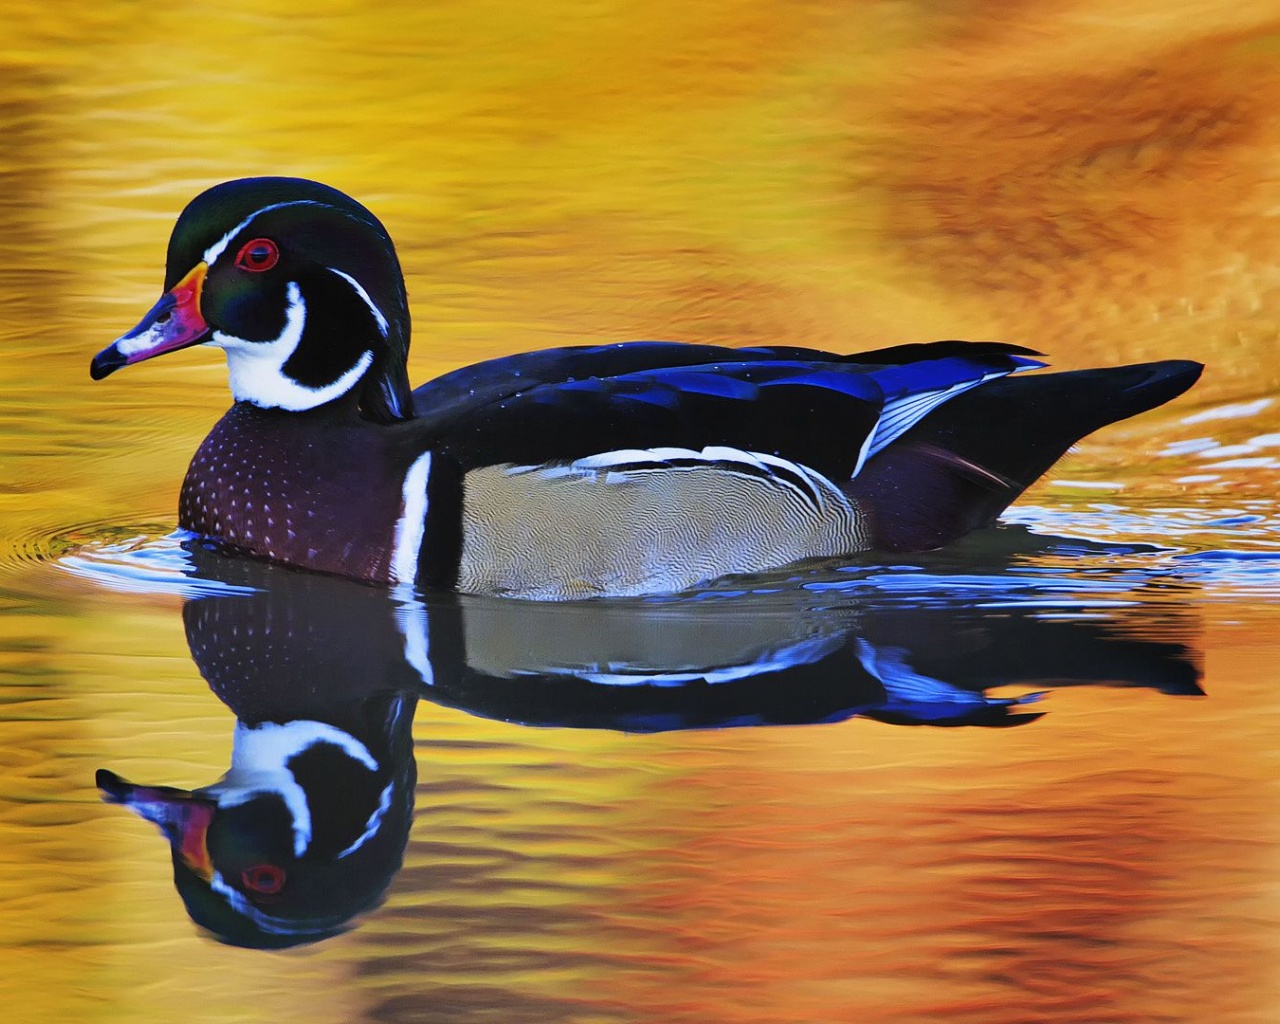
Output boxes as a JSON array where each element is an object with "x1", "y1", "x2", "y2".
[{"x1": 5, "y1": 3, "x2": 1280, "y2": 1021}]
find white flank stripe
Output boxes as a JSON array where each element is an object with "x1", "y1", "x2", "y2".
[
  {"x1": 701, "y1": 446, "x2": 767, "y2": 470},
  {"x1": 561, "y1": 445, "x2": 840, "y2": 511},
  {"x1": 202, "y1": 200, "x2": 325, "y2": 266},
  {"x1": 756, "y1": 451, "x2": 822, "y2": 484},
  {"x1": 391, "y1": 453, "x2": 432, "y2": 584},
  {"x1": 573, "y1": 445, "x2": 780, "y2": 471},
  {"x1": 647, "y1": 446, "x2": 701, "y2": 461},
  {"x1": 328, "y1": 267, "x2": 389, "y2": 336}
]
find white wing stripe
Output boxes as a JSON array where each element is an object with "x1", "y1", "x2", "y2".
[
  {"x1": 854, "y1": 370, "x2": 1012, "y2": 476},
  {"x1": 561, "y1": 445, "x2": 839, "y2": 512}
]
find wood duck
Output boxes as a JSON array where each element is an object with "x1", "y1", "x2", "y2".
[{"x1": 90, "y1": 177, "x2": 1203, "y2": 599}]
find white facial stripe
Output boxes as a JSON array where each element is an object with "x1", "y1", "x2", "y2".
[
  {"x1": 212, "y1": 281, "x2": 373, "y2": 410},
  {"x1": 391, "y1": 453, "x2": 432, "y2": 584},
  {"x1": 202, "y1": 200, "x2": 326, "y2": 266},
  {"x1": 328, "y1": 267, "x2": 389, "y2": 337}
]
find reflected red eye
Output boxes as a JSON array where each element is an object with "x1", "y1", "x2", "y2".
[
  {"x1": 235, "y1": 237, "x2": 279, "y2": 272},
  {"x1": 241, "y1": 863, "x2": 286, "y2": 894}
]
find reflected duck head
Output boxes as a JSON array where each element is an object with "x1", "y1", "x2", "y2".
[{"x1": 96, "y1": 692, "x2": 416, "y2": 950}]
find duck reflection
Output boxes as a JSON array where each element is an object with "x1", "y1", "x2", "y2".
[
  {"x1": 99, "y1": 537, "x2": 1201, "y2": 948},
  {"x1": 99, "y1": 576, "x2": 419, "y2": 949}
]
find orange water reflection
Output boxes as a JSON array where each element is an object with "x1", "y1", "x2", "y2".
[{"x1": 2, "y1": 0, "x2": 1280, "y2": 1021}]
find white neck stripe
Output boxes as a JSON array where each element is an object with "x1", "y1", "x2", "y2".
[
  {"x1": 202, "y1": 200, "x2": 326, "y2": 266},
  {"x1": 391, "y1": 453, "x2": 432, "y2": 584},
  {"x1": 328, "y1": 267, "x2": 389, "y2": 337},
  {"x1": 212, "y1": 281, "x2": 373, "y2": 410}
]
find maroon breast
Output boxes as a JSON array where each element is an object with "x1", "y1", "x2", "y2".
[{"x1": 179, "y1": 403, "x2": 403, "y2": 582}]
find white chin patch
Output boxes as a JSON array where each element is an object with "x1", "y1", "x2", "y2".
[{"x1": 212, "y1": 281, "x2": 373, "y2": 411}]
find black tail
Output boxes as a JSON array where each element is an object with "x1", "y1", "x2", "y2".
[{"x1": 846, "y1": 360, "x2": 1203, "y2": 552}]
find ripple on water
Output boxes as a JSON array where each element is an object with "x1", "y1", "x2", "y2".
[
  {"x1": 55, "y1": 527, "x2": 257, "y2": 597},
  {"x1": 44, "y1": 496, "x2": 1280, "y2": 608},
  {"x1": 0, "y1": 519, "x2": 174, "y2": 578}
]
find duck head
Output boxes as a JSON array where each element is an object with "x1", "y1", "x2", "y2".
[{"x1": 91, "y1": 177, "x2": 413, "y2": 423}]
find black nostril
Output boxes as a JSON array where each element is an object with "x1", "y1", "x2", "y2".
[{"x1": 155, "y1": 311, "x2": 171, "y2": 324}]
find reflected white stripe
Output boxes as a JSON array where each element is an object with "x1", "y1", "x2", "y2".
[
  {"x1": 394, "y1": 599, "x2": 433, "y2": 686},
  {"x1": 215, "y1": 719, "x2": 379, "y2": 857}
]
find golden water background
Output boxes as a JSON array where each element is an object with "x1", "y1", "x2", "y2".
[{"x1": 3, "y1": 2, "x2": 1280, "y2": 1021}]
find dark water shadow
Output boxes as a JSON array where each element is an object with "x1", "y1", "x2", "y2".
[{"x1": 94, "y1": 529, "x2": 1202, "y2": 949}]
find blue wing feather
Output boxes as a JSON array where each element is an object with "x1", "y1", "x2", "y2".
[
  {"x1": 760, "y1": 369, "x2": 881, "y2": 401},
  {"x1": 859, "y1": 354, "x2": 1044, "y2": 467},
  {"x1": 413, "y1": 340, "x2": 1040, "y2": 478}
]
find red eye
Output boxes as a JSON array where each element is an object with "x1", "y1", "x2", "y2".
[
  {"x1": 235, "y1": 237, "x2": 279, "y2": 272},
  {"x1": 241, "y1": 863, "x2": 286, "y2": 894}
]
